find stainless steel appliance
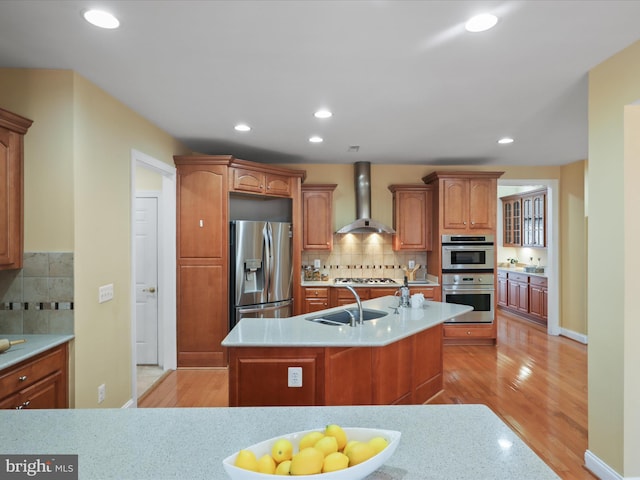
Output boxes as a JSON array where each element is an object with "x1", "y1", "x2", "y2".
[
  {"x1": 442, "y1": 234, "x2": 494, "y2": 271},
  {"x1": 230, "y1": 220, "x2": 293, "y2": 328},
  {"x1": 442, "y1": 273, "x2": 495, "y2": 323}
]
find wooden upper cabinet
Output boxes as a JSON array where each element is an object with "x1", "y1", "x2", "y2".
[
  {"x1": 422, "y1": 171, "x2": 503, "y2": 234},
  {"x1": 230, "y1": 167, "x2": 292, "y2": 197},
  {"x1": 302, "y1": 184, "x2": 336, "y2": 250},
  {"x1": 501, "y1": 188, "x2": 546, "y2": 248},
  {"x1": 177, "y1": 164, "x2": 227, "y2": 260},
  {"x1": 0, "y1": 108, "x2": 33, "y2": 270},
  {"x1": 388, "y1": 185, "x2": 432, "y2": 251}
]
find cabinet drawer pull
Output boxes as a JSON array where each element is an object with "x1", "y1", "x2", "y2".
[
  {"x1": 467, "y1": 331, "x2": 472, "y2": 335},
  {"x1": 18, "y1": 375, "x2": 27, "y2": 382}
]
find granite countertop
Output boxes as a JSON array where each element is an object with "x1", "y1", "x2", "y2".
[
  {"x1": 0, "y1": 404, "x2": 559, "y2": 479},
  {"x1": 222, "y1": 296, "x2": 471, "y2": 347},
  {"x1": 498, "y1": 267, "x2": 547, "y2": 278},
  {"x1": 0, "y1": 334, "x2": 74, "y2": 370}
]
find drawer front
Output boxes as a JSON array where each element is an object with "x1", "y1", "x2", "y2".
[
  {"x1": 0, "y1": 345, "x2": 65, "y2": 394},
  {"x1": 304, "y1": 287, "x2": 329, "y2": 298},
  {"x1": 443, "y1": 325, "x2": 494, "y2": 338},
  {"x1": 335, "y1": 288, "x2": 370, "y2": 299},
  {"x1": 497, "y1": 271, "x2": 507, "y2": 279},
  {"x1": 529, "y1": 275, "x2": 548, "y2": 287},
  {"x1": 507, "y1": 272, "x2": 529, "y2": 283}
]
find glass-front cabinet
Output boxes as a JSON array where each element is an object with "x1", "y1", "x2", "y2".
[{"x1": 501, "y1": 188, "x2": 546, "y2": 248}]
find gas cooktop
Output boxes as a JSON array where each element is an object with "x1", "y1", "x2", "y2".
[{"x1": 333, "y1": 277, "x2": 398, "y2": 285}]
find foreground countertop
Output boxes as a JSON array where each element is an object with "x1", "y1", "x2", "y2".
[
  {"x1": 222, "y1": 296, "x2": 471, "y2": 347},
  {"x1": 0, "y1": 334, "x2": 74, "y2": 370},
  {"x1": 0, "y1": 404, "x2": 559, "y2": 479}
]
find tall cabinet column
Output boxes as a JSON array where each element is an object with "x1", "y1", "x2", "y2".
[{"x1": 175, "y1": 157, "x2": 229, "y2": 367}]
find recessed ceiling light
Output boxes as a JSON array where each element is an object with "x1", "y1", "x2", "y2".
[
  {"x1": 498, "y1": 137, "x2": 514, "y2": 144},
  {"x1": 234, "y1": 124, "x2": 251, "y2": 132},
  {"x1": 309, "y1": 136, "x2": 323, "y2": 143},
  {"x1": 83, "y1": 9, "x2": 120, "y2": 29},
  {"x1": 465, "y1": 14, "x2": 498, "y2": 33},
  {"x1": 314, "y1": 109, "x2": 332, "y2": 119}
]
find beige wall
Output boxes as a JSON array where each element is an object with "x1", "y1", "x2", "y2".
[
  {"x1": 560, "y1": 160, "x2": 587, "y2": 334},
  {"x1": 1, "y1": 68, "x2": 189, "y2": 408},
  {"x1": 589, "y1": 39, "x2": 640, "y2": 476}
]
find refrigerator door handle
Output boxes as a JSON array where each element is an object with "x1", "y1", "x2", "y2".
[
  {"x1": 264, "y1": 222, "x2": 272, "y2": 300},
  {"x1": 237, "y1": 299, "x2": 293, "y2": 315}
]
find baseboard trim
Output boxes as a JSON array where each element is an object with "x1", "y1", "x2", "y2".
[
  {"x1": 583, "y1": 449, "x2": 640, "y2": 480},
  {"x1": 560, "y1": 327, "x2": 588, "y2": 344}
]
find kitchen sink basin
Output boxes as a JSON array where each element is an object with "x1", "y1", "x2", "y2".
[{"x1": 306, "y1": 308, "x2": 388, "y2": 326}]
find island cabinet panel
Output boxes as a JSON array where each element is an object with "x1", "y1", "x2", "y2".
[
  {"x1": 228, "y1": 348, "x2": 324, "y2": 406},
  {"x1": 325, "y1": 347, "x2": 373, "y2": 405},
  {"x1": 372, "y1": 337, "x2": 413, "y2": 405},
  {"x1": 412, "y1": 324, "x2": 443, "y2": 403}
]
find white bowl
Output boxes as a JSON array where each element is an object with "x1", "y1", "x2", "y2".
[{"x1": 222, "y1": 427, "x2": 401, "y2": 480}]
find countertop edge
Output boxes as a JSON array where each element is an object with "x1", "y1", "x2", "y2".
[{"x1": 0, "y1": 334, "x2": 74, "y2": 370}]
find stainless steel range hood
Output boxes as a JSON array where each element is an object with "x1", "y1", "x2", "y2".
[{"x1": 336, "y1": 162, "x2": 395, "y2": 234}]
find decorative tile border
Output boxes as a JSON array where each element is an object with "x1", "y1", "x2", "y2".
[{"x1": 3, "y1": 302, "x2": 74, "y2": 311}]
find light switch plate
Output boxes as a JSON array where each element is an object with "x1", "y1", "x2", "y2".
[
  {"x1": 288, "y1": 367, "x2": 302, "y2": 387},
  {"x1": 98, "y1": 284, "x2": 114, "y2": 303}
]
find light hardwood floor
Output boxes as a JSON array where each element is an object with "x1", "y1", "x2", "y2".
[{"x1": 138, "y1": 311, "x2": 592, "y2": 479}]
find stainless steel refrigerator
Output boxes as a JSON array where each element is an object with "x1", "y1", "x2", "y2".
[{"x1": 230, "y1": 220, "x2": 293, "y2": 328}]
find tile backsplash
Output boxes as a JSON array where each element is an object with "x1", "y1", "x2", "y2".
[
  {"x1": 0, "y1": 252, "x2": 74, "y2": 334},
  {"x1": 302, "y1": 233, "x2": 427, "y2": 280}
]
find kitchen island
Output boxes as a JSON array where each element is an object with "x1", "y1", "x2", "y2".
[
  {"x1": 0, "y1": 404, "x2": 559, "y2": 479},
  {"x1": 222, "y1": 296, "x2": 471, "y2": 407}
]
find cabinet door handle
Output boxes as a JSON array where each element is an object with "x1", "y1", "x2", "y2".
[
  {"x1": 18, "y1": 375, "x2": 27, "y2": 382},
  {"x1": 463, "y1": 221, "x2": 467, "y2": 225}
]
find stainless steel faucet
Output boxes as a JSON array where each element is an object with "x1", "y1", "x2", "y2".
[{"x1": 344, "y1": 285, "x2": 363, "y2": 327}]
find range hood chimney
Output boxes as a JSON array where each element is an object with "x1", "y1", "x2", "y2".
[{"x1": 336, "y1": 161, "x2": 396, "y2": 234}]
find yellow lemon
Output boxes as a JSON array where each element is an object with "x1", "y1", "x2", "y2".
[
  {"x1": 322, "y1": 451, "x2": 349, "y2": 473},
  {"x1": 299, "y1": 431, "x2": 324, "y2": 450},
  {"x1": 368, "y1": 436, "x2": 389, "y2": 454},
  {"x1": 289, "y1": 447, "x2": 324, "y2": 475},
  {"x1": 234, "y1": 449, "x2": 259, "y2": 471},
  {"x1": 343, "y1": 440, "x2": 359, "y2": 456},
  {"x1": 346, "y1": 441, "x2": 376, "y2": 466},
  {"x1": 314, "y1": 435, "x2": 338, "y2": 457},
  {"x1": 324, "y1": 424, "x2": 348, "y2": 450},
  {"x1": 271, "y1": 438, "x2": 293, "y2": 463},
  {"x1": 257, "y1": 454, "x2": 276, "y2": 474},
  {"x1": 274, "y1": 460, "x2": 291, "y2": 475}
]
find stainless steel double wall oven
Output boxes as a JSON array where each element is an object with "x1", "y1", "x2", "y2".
[{"x1": 441, "y1": 234, "x2": 495, "y2": 323}]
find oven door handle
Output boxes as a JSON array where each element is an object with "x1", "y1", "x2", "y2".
[{"x1": 443, "y1": 287, "x2": 495, "y2": 292}]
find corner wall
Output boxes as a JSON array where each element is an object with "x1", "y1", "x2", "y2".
[{"x1": 588, "y1": 39, "x2": 640, "y2": 477}]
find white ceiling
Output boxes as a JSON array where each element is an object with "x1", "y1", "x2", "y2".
[{"x1": 1, "y1": 1, "x2": 640, "y2": 166}]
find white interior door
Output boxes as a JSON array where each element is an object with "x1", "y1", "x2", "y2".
[{"x1": 135, "y1": 196, "x2": 159, "y2": 365}]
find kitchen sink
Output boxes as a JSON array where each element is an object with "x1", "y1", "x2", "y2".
[{"x1": 306, "y1": 308, "x2": 388, "y2": 326}]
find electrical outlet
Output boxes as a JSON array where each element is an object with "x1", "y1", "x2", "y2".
[
  {"x1": 288, "y1": 367, "x2": 302, "y2": 387},
  {"x1": 98, "y1": 384, "x2": 106, "y2": 404},
  {"x1": 313, "y1": 259, "x2": 321, "y2": 269},
  {"x1": 408, "y1": 260, "x2": 415, "y2": 269},
  {"x1": 98, "y1": 284, "x2": 114, "y2": 303}
]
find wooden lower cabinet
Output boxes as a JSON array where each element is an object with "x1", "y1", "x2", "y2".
[
  {"x1": 499, "y1": 271, "x2": 548, "y2": 326},
  {"x1": 0, "y1": 343, "x2": 68, "y2": 409},
  {"x1": 228, "y1": 324, "x2": 443, "y2": 406},
  {"x1": 302, "y1": 287, "x2": 329, "y2": 313}
]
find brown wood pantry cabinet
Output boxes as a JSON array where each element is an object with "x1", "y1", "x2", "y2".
[
  {"x1": 174, "y1": 155, "x2": 305, "y2": 367},
  {"x1": 0, "y1": 107, "x2": 33, "y2": 270}
]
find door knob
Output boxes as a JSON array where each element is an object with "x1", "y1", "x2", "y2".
[{"x1": 144, "y1": 287, "x2": 156, "y2": 293}]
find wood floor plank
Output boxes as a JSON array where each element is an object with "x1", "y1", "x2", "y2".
[{"x1": 139, "y1": 311, "x2": 592, "y2": 479}]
